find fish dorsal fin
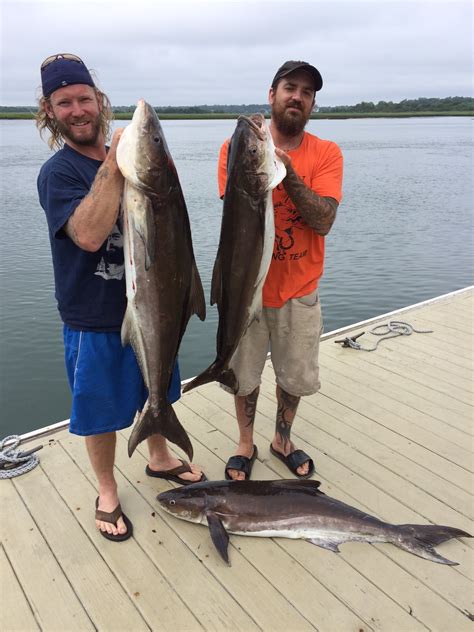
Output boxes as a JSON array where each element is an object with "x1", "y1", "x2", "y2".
[
  {"x1": 278, "y1": 479, "x2": 324, "y2": 493},
  {"x1": 189, "y1": 262, "x2": 206, "y2": 321},
  {"x1": 206, "y1": 510, "x2": 230, "y2": 565},
  {"x1": 210, "y1": 251, "x2": 222, "y2": 307}
]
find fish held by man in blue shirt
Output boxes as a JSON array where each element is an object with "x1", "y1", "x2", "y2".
[
  {"x1": 117, "y1": 99, "x2": 206, "y2": 459},
  {"x1": 158, "y1": 479, "x2": 472, "y2": 566}
]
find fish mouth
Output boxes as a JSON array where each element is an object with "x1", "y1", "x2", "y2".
[{"x1": 237, "y1": 114, "x2": 266, "y2": 141}]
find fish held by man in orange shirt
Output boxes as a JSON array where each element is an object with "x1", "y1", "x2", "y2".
[{"x1": 183, "y1": 114, "x2": 285, "y2": 395}]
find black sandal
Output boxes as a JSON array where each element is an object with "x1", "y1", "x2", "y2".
[
  {"x1": 225, "y1": 445, "x2": 258, "y2": 480},
  {"x1": 269, "y1": 444, "x2": 315, "y2": 479}
]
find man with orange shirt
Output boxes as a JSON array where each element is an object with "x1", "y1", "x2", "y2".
[{"x1": 218, "y1": 60, "x2": 343, "y2": 480}]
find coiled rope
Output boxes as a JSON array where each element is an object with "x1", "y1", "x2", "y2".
[
  {"x1": 0, "y1": 435, "x2": 42, "y2": 479},
  {"x1": 335, "y1": 320, "x2": 433, "y2": 352}
]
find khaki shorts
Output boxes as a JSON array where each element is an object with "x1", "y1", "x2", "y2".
[{"x1": 228, "y1": 289, "x2": 323, "y2": 397}]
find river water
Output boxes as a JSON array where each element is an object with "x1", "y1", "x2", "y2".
[{"x1": 0, "y1": 117, "x2": 472, "y2": 436}]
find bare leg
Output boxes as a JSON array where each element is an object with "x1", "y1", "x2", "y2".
[
  {"x1": 146, "y1": 434, "x2": 204, "y2": 483},
  {"x1": 86, "y1": 432, "x2": 128, "y2": 537},
  {"x1": 227, "y1": 387, "x2": 259, "y2": 481},
  {"x1": 271, "y1": 385, "x2": 310, "y2": 476}
]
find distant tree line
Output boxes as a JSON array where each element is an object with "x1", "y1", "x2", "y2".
[
  {"x1": 317, "y1": 97, "x2": 473, "y2": 113},
  {"x1": 1, "y1": 97, "x2": 472, "y2": 114}
]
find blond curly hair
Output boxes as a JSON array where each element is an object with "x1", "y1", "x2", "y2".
[{"x1": 36, "y1": 87, "x2": 113, "y2": 151}]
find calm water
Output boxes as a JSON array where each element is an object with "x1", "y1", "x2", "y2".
[{"x1": 0, "y1": 117, "x2": 472, "y2": 436}]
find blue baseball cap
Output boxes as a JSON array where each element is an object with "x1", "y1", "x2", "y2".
[{"x1": 41, "y1": 53, "x2": 95, "y2": 98}]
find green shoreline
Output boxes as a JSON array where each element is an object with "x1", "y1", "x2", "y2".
[{"x1": 1, "y1": 111, "x2": 473, "y2": 121}]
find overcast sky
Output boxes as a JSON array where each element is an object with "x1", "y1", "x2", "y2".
[{"x1": 1, "y1": 0, "x2": 472, "y2": 107}]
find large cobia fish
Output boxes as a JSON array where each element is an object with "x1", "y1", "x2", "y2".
[
  {"x1": 117, "y1": 99, "x2": 206, "y2": 458},
  {"x1": 158, "y1": 479, "x2": 472, "y2": 566},
  {"x1": 182, "y1": 114, "x2": 286, "y2": 394}
]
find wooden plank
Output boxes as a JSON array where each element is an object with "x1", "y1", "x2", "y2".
[
  {"x1": 322, "y1": 341, "x2": 473, "y2": 420},
  {"x1": 60, "y1": 435, "x2": 262, "y2": 632},
  {"x1": 11, "y1": 461, "x2": 149, "y2": 631},
  {"x1": 318, "y1": 351, "x2": 472, "y2": 442},
  {"x1": 323, "y1": 335, "x2": 473, "y2": 405},
  {"x1": 313, "y1": 378, "x2": 472, "y2": 471},
  {"x1": 41, "y1": 437, "x2": 202, "y2": 632},
  {"x1": 337, "y1": 337, "x2": 473, "y2": 395},
  {"x1": 0, "y1": 544, "x2": 40, "y2": 632},
  {"x1": 279, "y1": 379, "x2": 470, "y2": 492},
  {"x1": 0, "y1": 479, "x2": 94, "y2": 631}
]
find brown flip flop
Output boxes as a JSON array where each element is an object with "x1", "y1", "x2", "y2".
[
  {"x1": 95, "y1": 497, "x2": 133, "y2": 542},
  {"x1": 145, "y1": 460, "x2": 208, "y2": 486}
]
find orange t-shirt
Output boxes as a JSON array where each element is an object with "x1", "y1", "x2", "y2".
[{"x1": 218, "y1": 131, "x2": 343, "y2": 308}]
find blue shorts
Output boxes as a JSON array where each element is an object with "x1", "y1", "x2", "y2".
[{"x1": 63, "y1": 326, "x2": 181, "y2": 436}]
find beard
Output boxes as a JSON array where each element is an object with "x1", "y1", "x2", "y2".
[
  {"x1": 271, "y1": 101, "x2": 310, "y2": 137},
  {"x1": 56, "y1": 115, "x2": 101, "y2": 146}
]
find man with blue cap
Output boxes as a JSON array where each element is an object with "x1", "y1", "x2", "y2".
[{"x1": 36, "y1": 53, "x2": 205, "y2": 542}]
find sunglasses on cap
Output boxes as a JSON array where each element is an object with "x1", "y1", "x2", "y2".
[{"x1": 40, "y1": 53, "x2": 84, "y2": 71}]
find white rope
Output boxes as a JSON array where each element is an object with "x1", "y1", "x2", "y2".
[
  {"x1": 0, "y1": 435, "x2": 42, "y2": 479},
  {"x1": 335, "y1": 320, "x2": 433, "y2": 352}
]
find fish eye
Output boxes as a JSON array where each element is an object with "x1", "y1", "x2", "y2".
[
  {"x1": 153, "y1": 136, "x2": 161, "y2": 143},
  {"x1": 170, "y1": 499, "x2": 176, "y2": 505}
]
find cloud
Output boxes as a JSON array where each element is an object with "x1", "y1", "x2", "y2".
[{"x1": 1, "y1": 0, "x2": 472, "y2": 106}]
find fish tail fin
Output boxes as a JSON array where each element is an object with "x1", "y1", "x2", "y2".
[
  {"x1": 128, "y1": 399, "x2": 194, "y2": 461},
  {"x1": 392, "y1": 524, "x2": 472, "y2": 565},
  {"x1": 182, "y1": 363, "x2": 238, "y2": 394}
]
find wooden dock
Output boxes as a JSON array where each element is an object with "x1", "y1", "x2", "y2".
[{"x1": 1, "y1": 288, "x2": 473, "y2": 631}]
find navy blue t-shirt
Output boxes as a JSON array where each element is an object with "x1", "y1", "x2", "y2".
[{"x1": 37, "y1": 144, "x2": 126, "y2": 331}]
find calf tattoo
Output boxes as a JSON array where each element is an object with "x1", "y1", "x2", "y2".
[
  {"x1": 243, "y1": 387, "x2": 259, "y2": 428},
  {"x1": 276, "y1": 390, "x2": 300, "y2": 451}
]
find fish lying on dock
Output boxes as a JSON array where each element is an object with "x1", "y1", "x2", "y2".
[
  {"x1": 183, "y1": 113, "x2": 286, "y2": 394},
  {"x1": 157, "y1": 479, "x2": 472, "y2": 566},
  {"x1": 117, "y1": 99, "x2": 206, "y2": 458}
]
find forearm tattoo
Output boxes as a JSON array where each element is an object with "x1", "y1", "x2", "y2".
[
  {"x1": 88, "y1": 165, "x2": 110, "y2": 202},
  {"x1": 283, "y1": 163, "x2": 337, "y2": 236},
  {"x1": 276, "y1": 390, "x2": 300, "y2": 451},
  {"x1": 243, "y1": 387, "x2": 259, "y2": 428}
]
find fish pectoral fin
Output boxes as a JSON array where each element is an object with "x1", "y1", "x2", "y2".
[
  {"x1": 206, "y1": 511, "x2": 230, "y2": 565},
  {"x1": 210, "y1": 252, "x2": 222, "y2": 307},
  {"x1": 135, "y1": 196, "x2": 156, "y2": 270},
  {"x1": 190, "y1": 262, "x2": 206, "y2": 321},
  {"x1": 306, "y1": 537, "x2": 341, "y2": 553}
]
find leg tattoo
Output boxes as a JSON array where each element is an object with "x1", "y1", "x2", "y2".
[
  {"x1": 243, "y1": 387, "x2": 259, "y2": 428},
  {"x1": 276, "y1": 389, "x2": 300, "y2": 452}
]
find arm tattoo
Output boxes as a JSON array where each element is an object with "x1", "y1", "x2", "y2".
[
  {"x1": 283, "y1": 163, "x2": 338, "y2": 236},
  {"x1": 276, "y1": 390, "x2": 300, "y2": 451},
  {"x1": 64, "y1": 164, "x2": 112, "y2": 246},
  {"x1": 88, "y1": 165, "x2": 110, "y2": 202},
  {"x1": 243, "y1": 387, "x2": 259, "y2": 428}
]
